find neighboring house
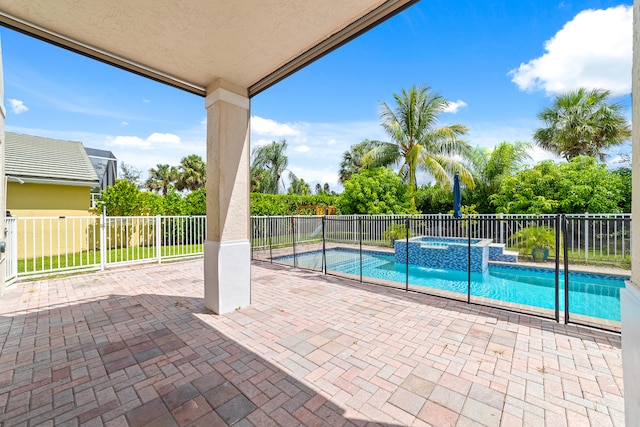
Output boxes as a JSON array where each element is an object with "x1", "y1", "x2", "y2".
[
  {"x1": 84, "y1": 147, "x2": 117, "y2": 206},
  {"x1": 5, "y1": 132, "x2": 100, "y2": 217}
]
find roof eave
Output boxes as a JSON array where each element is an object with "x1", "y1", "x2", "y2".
[{"x1": 8, "y1": 176, "x2": 99, "y2": 188}]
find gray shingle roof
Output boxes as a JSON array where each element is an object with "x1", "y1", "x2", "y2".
[{"x1": 5, "y1": 132, "x2": 99, "y2": 185}]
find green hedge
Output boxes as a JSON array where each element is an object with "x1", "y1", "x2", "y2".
[{"x1": 250, "y1": 193, "x2": 340, "y2": 216}]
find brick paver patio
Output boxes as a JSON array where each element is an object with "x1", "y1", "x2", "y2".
[{"x1": 0, "y1": 260, "x2": 624, "y2": 426}]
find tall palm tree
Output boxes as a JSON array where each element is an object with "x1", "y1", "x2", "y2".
[
  {"x1": 146, "y1": 164, "x2": 178, "y2": 195},
  {"x1": 251, "y1": 139, "x2": 288, "y2": 194},
  {"x1": 338, "y1": 140, "x2": 372, "y2": 184},
  {"x1": 466, "y1": 141, "x2": 531, "y2": 212},
  {"x1": 287, "y1": 172, "x2": 311, "y2": 195},
  {"x1": 469, "y1": 141, "x2": 531, "y2": 194},
  {"x1": 533, "y1": 88, "x2": 631, "y2": 161},
  {"x1": 176, "y1": 154, "x2": 206, "y2": 192},
  {"x1": 363, "y1": 86, "x2": 474, "y2": 205}
]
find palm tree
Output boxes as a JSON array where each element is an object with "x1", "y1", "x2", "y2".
[
  {"x1": 146, "y1": 164, "x2": 178, "y2": 195},
  {"x1": 466, "y1": 141, "x2": 531, "y2": 212},
  {"x1": 176, "y1": 154, "x2": 206, "y2": 192},
  {"x1": 533, "y1": 88, "x2": 631, "y2": 161},
  {"x1": 468, "y1": 141, "x2": 531, "y2": 193},
  {"x1": 250, "y1": 167, "x2": 270, "y2": 193},
  {"x1": 287, "y1": 172, "x2": 311, "y2": 195},
  {"x1": 363, "y1": 86, "x2": 474, "y2": 205},
  {"x1": 251, "y1": 140, "x2": 288, "y2": 194},
  {"x1": 338, "y1": 140, "x2": 372, "y2": 184}
]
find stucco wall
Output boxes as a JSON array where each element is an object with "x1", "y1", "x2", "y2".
[
  {"x1": 0, "y1": 36, "x2": 6, "y2": 297},
  {"x1": 7, "y1": 182, "x2": 92, "y2": 217},
  {"x1": 621, "y1": 2, "x2": 640, "y2": 425},
  {"x1": 633, "y1": 1, "x2": 640, "y2": 290}
]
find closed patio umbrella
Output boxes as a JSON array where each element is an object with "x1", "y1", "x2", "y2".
[{"x1": 453, "y1": 172, "x2": 462, "y2": 218}]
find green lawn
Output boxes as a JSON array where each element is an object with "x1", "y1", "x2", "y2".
[{"x1": 18, "y1": 244, "x2": 203, "y2": 275}]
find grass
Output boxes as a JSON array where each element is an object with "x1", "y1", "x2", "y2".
[{"x1": 17, "y1": 244, "x2": 203, "y2": 274}]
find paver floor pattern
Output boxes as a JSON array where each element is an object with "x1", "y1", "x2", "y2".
[{"x1": 0, "y1": 260, "x2": 623, "y2": 426}]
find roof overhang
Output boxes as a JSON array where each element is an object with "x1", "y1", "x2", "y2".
[
  {"x1": 0, "y1": 0, "x2": 417, "y2": 97},
  {"x1": 7, "y1": 176, "x2": 98, "y2": 188}
]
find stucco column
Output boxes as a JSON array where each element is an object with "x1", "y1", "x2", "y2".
[
  {"x1": 203, "y1": 80, "x2": 251, "y2": 314},
  {"x1": 621, "y1": 1, "x2": 640, "y2": 424},
  {"x1": 0, "y1": 36, "x2": 6, "y2": 297}
]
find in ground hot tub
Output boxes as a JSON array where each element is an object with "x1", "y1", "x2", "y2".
[{"x1": 394, "y1": 236, "x2": 494, "y2": 272}]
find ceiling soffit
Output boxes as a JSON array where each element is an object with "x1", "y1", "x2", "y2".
[{"x1": 0, "y1": 1, "x2": 417, "y2": 97}]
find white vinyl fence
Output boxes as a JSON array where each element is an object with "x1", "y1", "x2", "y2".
[{"x1": 5, "y1": 215, "x2": 206, "y2": 281}]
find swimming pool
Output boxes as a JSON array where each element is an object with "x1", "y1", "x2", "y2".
[{"x1": 276, "y1": 248, "x2": 627, "y2": 322}]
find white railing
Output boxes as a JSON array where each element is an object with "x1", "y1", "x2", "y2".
[
  {"x1": 7, "y1": 215, "x2": 206, "y2": 280},
  {"x1": 5, "y1": 217, "x2": 18, "y2": 285}
]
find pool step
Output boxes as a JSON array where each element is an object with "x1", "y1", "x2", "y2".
[
  {"x1": 326, "y1": 254, "x2": 390, "y2": 271},
  {"x1": 489, "y1": 243, "x2": 518, "y2": 263}
]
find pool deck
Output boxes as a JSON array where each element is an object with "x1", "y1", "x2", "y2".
[{"x1": 0, "y1": 259, "x2": 624, "y2": 426}]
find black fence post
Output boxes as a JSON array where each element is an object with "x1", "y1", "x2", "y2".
[
  {"x1": 467, "y1": 215, "x2": 471, "y2": 304},
  {"x1": 268, "y1": 218, "x2": 273, "y2": 263},
  {"x1": 292, "y1": 216, "x2": 297, "y2": 268},
  {"x1": 563, "y1": 214, "x2": 570, "y2": 324},
  {"x1": 554, "y1": 214, "x2": 560, "y2": 322},
  {"x1": 405, "y1": 218, "x2": 409, "y2": 292},
  {"x1": 322, "y1": 216, "x2": 326, "y2": 274},
  {"x1": 359, "y1": 217, "x2": 363, "y2": 283}
]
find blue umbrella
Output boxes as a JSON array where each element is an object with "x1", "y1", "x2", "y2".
[{"x1": 453, "y1": 172, "x2": 462, "y2": 218}]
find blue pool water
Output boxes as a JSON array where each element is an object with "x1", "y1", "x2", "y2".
[{"x1": 277, "y1": 248, "x2": 628, "y2": 322}]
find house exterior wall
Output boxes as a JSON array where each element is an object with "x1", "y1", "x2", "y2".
[
  {"x1": 7, "y1": 182, "x2": 92, "y2": 217},
  {"x1": 7, "y1": 182, "x2": 94, "y2": 259},
  {"x1": 621, "y1": 1, "x2": 640, "y2": 424},
  {"x1": 0, "y1": 37, "x2": 6, "y2": 297}
]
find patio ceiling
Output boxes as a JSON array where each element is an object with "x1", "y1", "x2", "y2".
[{"x1": 0, "y1": 0, "x2": 417, "y2": 97}]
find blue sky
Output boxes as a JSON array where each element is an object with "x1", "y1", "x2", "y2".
[{"x1": 1, "y1": 1, "x2": 633, "y2": 190}]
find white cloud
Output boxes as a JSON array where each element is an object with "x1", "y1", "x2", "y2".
[
  {"x1": 288, "y1": 166, "x2": 339, "y2": 187},
  {"x1": 509, "y1": 5, "x2": 632, "y2": 96},
  {"x1": 147, "y1": 132, "x2": 181, "y2": 144},
  {"x1": 107, "y1": 132, "x2": 181, "y2": 149},
  {"x1": 143, "y1": 98, "x2": 151, "y2": 103},
  {"x1": 294, "y1": 145, "x2": 310, "y2": 153},
  {"x1": 8, "y1": 99, "x2": 29, "y2": 114},
  {"x1": 251, "y1": 116, "x2": 300, "y2": 137},
  {"x1": 108, "y1": 136, "x2": 149, "y2": 149},
  {"x1": 121, "y1": 121, "x2": 128, "y2": 126},
  {"x1": 443, "y1": 100, "x2": 467, "y2": 113}
]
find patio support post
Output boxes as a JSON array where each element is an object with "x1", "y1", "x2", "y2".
[
  {"x1": 622, "y1": 1, "x2": 640, "y2": 422},
  {"x1": 0, "y1": 38, "x2": 5, "y2": 297},
  {"x1": 203, "y1": 80, "x2": 251, "y2": 314}
]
